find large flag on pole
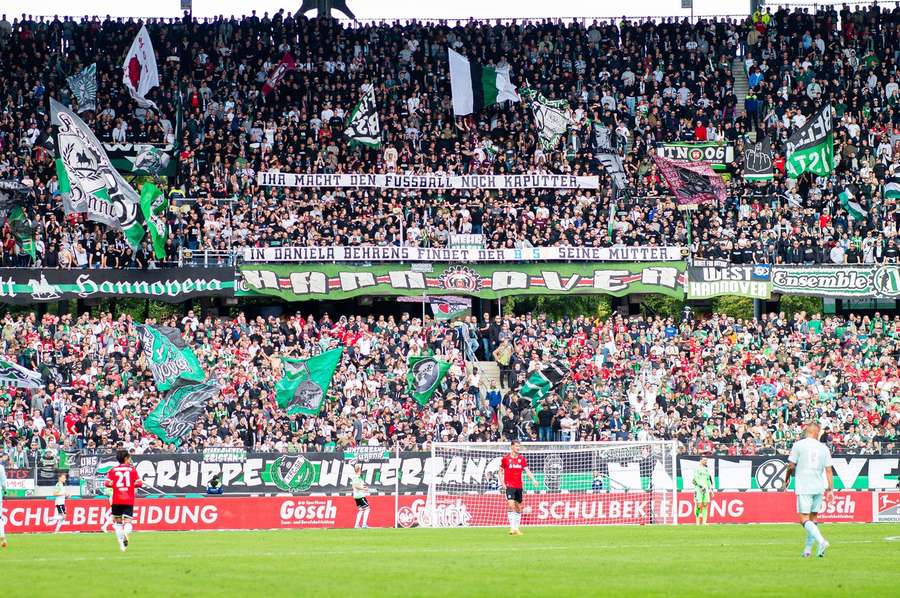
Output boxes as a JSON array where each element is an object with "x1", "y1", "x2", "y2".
[
  {"x1": 136, "y1": 324, "x2": 206, "y2": 391},
  {"x1": 785, "y1": 105, "x2": 834, "y2": 178},
  {"x1": 276, "y1": 348, "x2": 344, "y2": 415},
  {"x1": 345, "y1": 84, "x2": 381, "y2": 148},
  {"x1": 653, "y1": 155, "x2": 726, "y2": 208},
  {"x1": 262, "y1": 53, "x2": 296, "y2": 96},
  {"x1": 122, "y1": 25, "x2": 159, "y2": 109},
  {"x1": 839, "y1": 184, "x2": 867, "y2": 222},
  {"x1": 518, "y1": 360, "x2": 570, "y2": 407},
  {"x1": 0, "y1": 358, "x2": 43, "y2": 389},
  {"x1": 51, "y1": 98, "x2": 145, "y2": 249},
  {"x1": 592, "y1": 123, "x2": 629, "y2": 191},
  {"x1": 520, "y1": 86, "x2": 574, "y2": 151},
  {"x1": 66, "y1": 63, "x2": 97, "y2": 113},
  {"x1": 140, "y1": 182, "x2": 169, "y2": 259},
  {"x1": 144, "y1": 378, "x2": 220, "y2": 446},
  {"x1": 448, "y1": 48, "x2": 519, "y2": 116},
  {"x1": 406, "y1": 355, "x2": 451, "y2": 405}
]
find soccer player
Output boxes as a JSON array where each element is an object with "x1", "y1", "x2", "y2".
[
  {"x1": 0, "y1": 455, "x2": 8, "y2": 547},
  {"x1": 350, "y1": 463, "x2": 371, "y2": 528},
  {"x1": 104, "y1": 449, "x2": 143, "y2": 552},
  {"x1": 693, "y1": 457, "x2": 714, "y2": 525},
  {"x1": 52, "y1": 473, "x2": 68, "y2": 533},
  {"x1": 499, "y1": 440, "x2": 537, "y2": 535},
  {"x1": 784, "y1": 421, "x2": 834, "y2": 558}
]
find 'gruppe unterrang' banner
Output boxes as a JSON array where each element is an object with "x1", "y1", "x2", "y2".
[
  {"x1": 256, "y1": 172, "x2": 600, "y2": 190},
  {"x1": 0, "y1": 268, "x2": 236, "y2": 304},
  {"x1": 771, "y1": 265, "x2": 900, "y2": 298},
  {"x1": 242, "y1": 245, "x2": 686, "y2": 263},
  {"x1": 238, "y1": 262, "x2": 686, "y2": 301},
  {"x1": 686, "y1": 264, "x2": 772, "y2": 299}
]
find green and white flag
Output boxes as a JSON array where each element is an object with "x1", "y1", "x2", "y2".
[
  {"x1": 521, "y1": 86, "x2": 575, "y2": 151},
  {"x1": 0, "y1": 358, "x2": 43, "y2": 389},
  {"x1": 66, "y1": 63, "x2": 97, "y2": 113},
  {"x1": 140, "y1": 182, "x2": 168, "y2": 259},
  {"x1": 431, "y1": 297, "x2": 471, "y2": 321},
  {"x1": 51, "y1": 98, "x2": 145, "y2": 250},
  {"x1": 785, "y1": 105, "x2": 835, "y2": 178},
  {"x1": 7, "y1": 206, "x2": 36, "y2": 260},
  {"x1": 345, "y1": 84, "x2": 381, "y2": 148},
  {"x1": 406, "y1": 355, "x2": 451, "y2": 405},
  {"x1": 144, "y1": 378, "x2": 220, "y2": 446},
  {"x1": 884, "y1": 174, "x2": 900, "y2": 199},
  {"x1": 276, "y1": 347, "x2": 344, "y2": 415},
  {"x1": 519, "y1": 360, "x2": 570, "y2": 407},
  {"x1": 448, "y1": 48, "x2": 519, "y2": 116},
  {"x1": 839, "y1": 184, "x2": 867, "y2": 221},
  {"x1": 136, "y1": 324, "x2": 205, "y2": 391}
]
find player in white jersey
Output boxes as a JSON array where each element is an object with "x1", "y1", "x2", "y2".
[
  {"x1": 1, "y1": 457, "x2": 8, "y2": 547},
  {"x1": 784, "y1": 421, "x2": 834, "y2": 558},
  {"x1": 350, "y1": 463, "x2": 371, "y2": 528},
  {"x1": 52, "y1": 473, "x2": 68, "y2": 533}
]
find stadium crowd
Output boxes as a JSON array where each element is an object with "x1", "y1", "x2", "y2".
[
  {"x1": 2, "y1": 6, "x2": 900, "y2": 265},
  {"x1": 1, "y1": 307, "x2": 898, "y2": 463}
]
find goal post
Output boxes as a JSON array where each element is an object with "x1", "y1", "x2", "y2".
[{"x1": 424, "y1": 441, "x2": 678, "y2": 527}]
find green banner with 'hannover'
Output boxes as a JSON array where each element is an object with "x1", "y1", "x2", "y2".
[{"x1": 239, "y1": 262, "x2": 686, "y2": 301}]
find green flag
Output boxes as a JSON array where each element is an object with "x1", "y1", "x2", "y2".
[
  {"x1": 839, "y1": 184, "x2": 867, "y2": 221},
  {"x1": 884, "y1": 174, "x2": 900, "y2": 200},
  {"x1": 136, "y1": 324, "x2": 205, "y2": 391},
  {"x1": 144, "y1": 378, "x2": 220, "y2": 446},
  {"x1": 519, "y1": 360, "x2": 570, "y2": 407},
  {"x1": 0, "y1": 358, "x2": 43, "y2": 389},
  {"x1": 406, "y1": 355, "x2": 451, "y2": 405},
  {"x1": 785, "y1": 105, "x2": 835, "y2": 178},
  {"x1": 276, "y1": 347, "x2": 344, "y2": 415},
  {"x1": 140, "y1": 182, "x2": 169, "y2": 259},
  {"x1": 8, "y1": 206, "x2": 36, "y2": 260}
]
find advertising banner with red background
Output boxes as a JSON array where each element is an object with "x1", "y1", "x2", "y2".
[{"x1": 0, "y1": 492, "x2": 880, "y2": 533}]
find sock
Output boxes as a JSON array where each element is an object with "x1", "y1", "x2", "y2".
[
  {"x1": 513, "y1": 512, "x2": 521, "y2": 530},
  {"x1": 507, "y1": 511, "x2": 515, "y2": 529},
  {"x1": 804, "y1": 521, "x2": 825, "y2": 545},
  {"x1": 124, "y1": 522, "x2": 133, "y2": 536},
  {"x1": 55, "y1": 517, "x2": 64, "y2": 532},
  {"x1": 804, "y1": 525, "x2": 815, "y2": 552},
  {"x1": 113, "y1": 523, "x2": 124, "y2": 545},
  {"x1": 355, "y1": 511, "x2": 363, "y2": 528},
  {"x1": 362, "y1": 509, "x2": 370, "y2": 526}
]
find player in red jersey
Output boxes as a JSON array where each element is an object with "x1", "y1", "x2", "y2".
[
  {"x1": 498, "y1": 440, "x2": 537, "y2": 535},
  {"x1": 104, "y1": 449, "x2": 143, "y2": 552}
]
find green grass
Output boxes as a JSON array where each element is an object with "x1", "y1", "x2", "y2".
[{"x1": 2, "y1": 524, "x2": 900, "y2": 597}]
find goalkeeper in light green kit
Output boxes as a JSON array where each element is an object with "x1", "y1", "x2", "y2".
[{"x1": 693, "y1": 457, "x2": 714, "y2": 525}]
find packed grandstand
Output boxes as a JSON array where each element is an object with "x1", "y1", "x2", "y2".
[{"x1": 0, "y1": 4, "x2": 899, "y2": 469}]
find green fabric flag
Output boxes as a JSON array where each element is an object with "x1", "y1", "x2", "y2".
[
  {"x1": 883, "y1": 174, "x2": 900, "y2": 200},
  {"x1": 520, "y1": 85, "x2": 574, "y2": 150},
  {"x1": 8, "y1": 206, "x2": 36, "y2": 260},
  {"x1": 519, "y1": 360, "x2": 570, "y2": 407},
  {"x1": 144, "y1": 378, "x2": 220, "y2": 446},
  {"x1": 345, "y1": 84, "x2": 381, "y2": 148},
  {"x1": 0, "y1": 358, "x2": 43, "y2": 389},
  {"x1": 140, "y1": 182, "x2": 169, "y2": 259},
  {"x1": 839, "y1": 184, "x2": 867, "y2": 221},
  {"x1": 406, "y1": 355, "x2": 451, "y2": 405},
  {"x1": 785, "y1": 105, "x2": 835, "y2": 178},
  {"x1": 136, "y1": 324, "x2": 206, "y2": 391},
  {"x1": 276, "y1": 347, "x2": 344, "y2": 415}
]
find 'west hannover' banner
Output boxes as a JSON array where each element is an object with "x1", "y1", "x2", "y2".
[
  {"x1": 656, "y1": 142, "x2": 734, "y2": 171},
  {"x1": 239, "y1": 262, "x2": 686, "y2": 301},
  {"x1": 242, "y1": 245, "x2": 685, "y2": 263},
  {"x1": 257, "y1": 172, "x2": 599, "y2": 190},
  {"x1": 771, "y1": 265, "x2": 900, "y2": 298},
  {"x1": 0, "y1": 268, "x2": 235, "y2": 304},
  {"x1": 687, "y1": 264, "x2": 772, "y2": 299}
]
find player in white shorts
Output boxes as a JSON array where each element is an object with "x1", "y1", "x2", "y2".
[
  {"x1": 0, "y1": 457, "x2": 8, "y2": 547},
  {"x1": 784, "y1": 421, "x2": 834, "y2": 558},
  {"x1": 52, "y1": 473, "x2": 68, "y2": 533}
]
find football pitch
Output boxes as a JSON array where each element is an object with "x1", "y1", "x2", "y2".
[{"x1": 2, "y1": 524, "x2": 899, "y2": 597}]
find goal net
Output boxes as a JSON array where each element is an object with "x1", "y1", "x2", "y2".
[{"x1": 424, "y1": 441, "x2": 678, "y2": 527}]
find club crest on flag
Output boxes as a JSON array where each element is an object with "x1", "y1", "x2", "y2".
[{"x1": 411, "y1": 358, "x2": 441, "y2": 394}]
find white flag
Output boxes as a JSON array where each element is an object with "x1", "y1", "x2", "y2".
[{"x1": 122, "y1": 24, "x2": 160, "y2": 109}]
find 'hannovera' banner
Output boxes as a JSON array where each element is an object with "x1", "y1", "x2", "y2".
[
  {"x1": 0, "y1": 268, "x2": 235, "y2": 304},
  {"x1": 687, "y1": 265, "x2": 772, "y2": 299},
  {"x1": 243, "y1": 245, "x2": 685, "y2": 263},
  {"x1": 238, "y1": 262, "x2": 686, "y2": 301},
  {"x1": 257, "y1": 172, "x2": 599, "y2": 190},
  {"x1": 771, "y1": 265, "x2": 900, "y2": 298},
  {"x1": 656, "y1": 142, "x2": 734, "y2": 171}
]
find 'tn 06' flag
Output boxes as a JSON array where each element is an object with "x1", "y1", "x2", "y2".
[{"x1": 262, "y1": 53, "x2": 296, "y2": 96}]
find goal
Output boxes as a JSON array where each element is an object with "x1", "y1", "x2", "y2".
[{"x1": 424, "y1": 441, "x2": 678, "y2": 527}]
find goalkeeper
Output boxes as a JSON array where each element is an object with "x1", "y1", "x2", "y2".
[{"x1": 693, "y1": 457, "x2": 714, "y2": 525}]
